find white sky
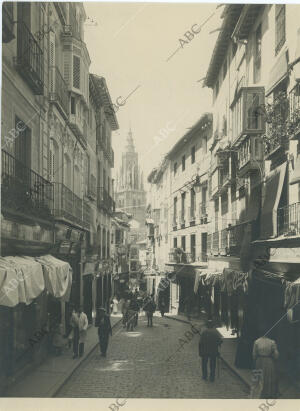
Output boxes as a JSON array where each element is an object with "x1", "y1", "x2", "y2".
[{"x1": 84, "y1": 2, "x2": 223, "y2": 185}]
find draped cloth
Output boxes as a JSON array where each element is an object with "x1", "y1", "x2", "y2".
[{"x1": 0, "y1": 256, "x2": 45, "y2": 307}]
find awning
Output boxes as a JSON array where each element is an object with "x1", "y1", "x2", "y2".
[
  {"x1": 260, "y1": 162, "x2": 287, "y2": 239},
  {"x1": 34, "y1": 255, "x2": 72, "y2": 302},
  {"x1": 0, "y1": 256, "x2": 45, "y2": 307},
  {"x1": 290, "y1": 156, "x2": 300, "y2": 185},
  {"x1": 284, "y1": 277, "x2": 300, "y2": 309},
  {"x1": 266, "y1": 50, "x2": 289, "y2": 96}
]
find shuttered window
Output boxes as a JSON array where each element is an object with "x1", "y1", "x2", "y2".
[
  {"x1": 275, "y1": 5, "x2": 285, "y2": 55},
  {"x1": 73, "y1": 55, "x2": 80, "y2": 89}
]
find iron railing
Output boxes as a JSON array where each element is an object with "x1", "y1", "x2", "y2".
[
  {"x1": 1, "y1": 149, "x2": 53, "y2": 220},
  {"x1": 16, "y1": 21, "x2": 44, "y2": 95},
  {"x1": 288, "y1": 84, "x2": 300, "y2": 139},
  {"x1": 49, "y1": 66, "x2": 69, "y2": 117},
  {"x1": 83, "y1": 201, "x2": 92, "y2": 228},
  {"x1": 278, "y1": 202, "x2": 300, "y2": 237},
  {"x1": 53, "y1": 183, "x2": 86, "y2": 227}
]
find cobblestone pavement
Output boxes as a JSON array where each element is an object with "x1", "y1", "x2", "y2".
[{"x1": 56, "y1": 315, "x2": 249, "y2": 398}]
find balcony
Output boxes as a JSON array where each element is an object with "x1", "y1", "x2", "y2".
[
  {"x1": 263, "y1": 92, "x2": 289, "y2": 160},
  {"x1": 53, "y1": 183, "x2": 88, "y2": 228},
  {"x1": 278, "y1": 202, "x2": 300, "y2": 237},
  {"x1": 97, "y1": 187, "x2": 114, "y2": 214},
  {"x1": 238, "y1": 135, "x2": 263, "y2": 177},
  {"x1": 49, "y1": 66, "x2": 69, "y2": 118},
  {"x1": 288, "y1": 84, "x2": 300, "y2": 140},
  {"x1": 231, "y1": 87, "x2": 265, "y2": 146},
  {"x1": 15, "y1": 21, "x2": 43, "y2": 95},
  {"x1": 2, "y1": 2, "x2": 15, "y2": 43},
  {"x1": 69, "y1": 114, "x2": 86, "y2": 148},
  {"x1": 168, "y1": 249, "x2": 192, "y2": 264},
  {"x1": 2, "y1": 150, "x2": 53, "y2": 221}
]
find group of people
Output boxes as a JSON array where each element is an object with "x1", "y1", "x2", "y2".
[{"x1": 198, "y1": 319, "x2": 280, "y2": 398}]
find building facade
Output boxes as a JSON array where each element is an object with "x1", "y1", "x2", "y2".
[
  {"x1": 1, "y1": 2, "x2": 119, "y2": 393},
  {"x1": 203, "y1": 4, "x2": 300, "y2": 377}
]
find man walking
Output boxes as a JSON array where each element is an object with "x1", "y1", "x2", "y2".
[
  {"x1": 144, "y1": 294, "x2": 156, "y2": 327},
  {"x1": 198, "y1": 319, "x2": 222, "y2": 382},
  {"x1": 95, "y1": 307, "x2": 112, "y2": 357},
  {"x1": 71, "y1": 306, "x2": 88, "y2": 358}
]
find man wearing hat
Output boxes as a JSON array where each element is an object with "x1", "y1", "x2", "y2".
[
  {"x1": 95, "y1": 307, "x2": 112, "y2": 357},
  {"x1": 198, "y1": 319, "x2": 223, "y2": 382}
]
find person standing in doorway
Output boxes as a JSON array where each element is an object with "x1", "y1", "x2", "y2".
[
  {"x1": 199, "y1": 319, "x2": 222, "y2": 382},
  {"x1": 96, "y1": 307, "x2": 112, "y2": 357}
]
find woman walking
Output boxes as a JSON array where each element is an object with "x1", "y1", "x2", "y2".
[
  {"x1": 252, "y1": 334, "x2": 279, "y2": 398},
  {"x1": 96, "y1": 308, "x2": 112, "y2": 357}
]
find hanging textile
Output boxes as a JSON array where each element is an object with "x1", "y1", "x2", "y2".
[{"x1": 284, "y1": 277, "x2": 300, "y2": 309}]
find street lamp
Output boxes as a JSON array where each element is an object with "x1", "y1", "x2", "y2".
[{"x1": 193, "y1": 175, "x2": 202, "y2": 193}]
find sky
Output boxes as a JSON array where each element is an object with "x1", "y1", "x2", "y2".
[{"x1": 84, "y1": 2, "x2": 224, "y2": 186}]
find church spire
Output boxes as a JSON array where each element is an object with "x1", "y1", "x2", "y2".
[{"x1": 126, "y1": 128, "x2": 135, "y2": 153}]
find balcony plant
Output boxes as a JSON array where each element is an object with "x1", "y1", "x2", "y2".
[{"x1": 261, "y1": 91, "x2": 289, "y2": 156}]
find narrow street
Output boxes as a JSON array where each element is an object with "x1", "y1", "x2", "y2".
[{"x1": 56, "y1": 315, "x2": 248, "y2": 398}]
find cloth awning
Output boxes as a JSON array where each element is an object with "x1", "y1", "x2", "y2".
[
  {"x1": 34, "y1": 255, "x2": 72, "y2": 302},
  {"x1": 0, "y1": 256, "x2": 45, "y2": 307},
  {"x1": 266, "y1": 50, "x2": 289, "y2": 96},
  {"x1": 290, "y1": 156, "x2": 300, "y2": 185},
  {"x1": 260, "y1": 162, "x2": 287, "y2": 239},
  {"x1": 284, "y1": 277, "x2": 300, "y2": 309}
]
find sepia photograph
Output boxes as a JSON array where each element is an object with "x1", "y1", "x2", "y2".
[{"x1": 1, "y1": 0, "x2": 300, "y2": 405}]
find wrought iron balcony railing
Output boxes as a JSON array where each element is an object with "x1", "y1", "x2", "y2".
[
  {"x1": 97, "y1": 187, "x2": 114, "y2": 214},
  {"x1": 49, "y1": 66, "x2": 69, "y2": 117},
  {"x1": 278, "y1": 202, "x2": 300, "y2": 237},
  {"x1": 83, "y1": 201, "x2": 92, "y2": 228},
  {"x1": 2, "y1": 2, "x2": 15, "y2": 43},
  {"x1": 53, "y1": 183, "x2": 81, "y2": 226},
  {"x1": 1, "y1": 150, "x2": 53, "y2": 220},
  {"x1": 15, "y1": 21, "x2": 44, "y2": 95},
  {"x1": 288, "y1": 84, "x2": 300, "y2": 140}
]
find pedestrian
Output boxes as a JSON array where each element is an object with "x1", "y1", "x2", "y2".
[
  {"x1": 158, "y1": 298, "x2": 166, "y2": 317},
  {"x1": 95, "y1": 307, "x2": 112, "y2": 357},
  {"x1": 252, "y1": 333, "x2": 279, "y2": 398},
  {"x1": 112, "y1": 295, "x2": 119, "y2": 315},
  {"x1": 78, "y1": 306, "x2": 88, "y2": 357},
  {"x1": 70, "y1": 308, "x2": 80, "y2": 359},
  {"x1": 144, "y1": 294, "x2": 156, "y2": 327},
  {"x1": 129, "y1": 297, "x2": 139, "y2": 327},
  {"x1": 198, "y1": 319, "x2": 223, "y2": 382}
]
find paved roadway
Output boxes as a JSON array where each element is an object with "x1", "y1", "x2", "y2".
[{"x1": 56, "y1": 314, "x2": 249, "y2": 398}]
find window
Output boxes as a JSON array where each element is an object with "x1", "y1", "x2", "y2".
[
  {"x1": 181, "y1": 192, "x2": 186, "y2": 220},
  {"x1": 174, "y1": 162, "x2": 177, "y2": 175},
  {"x1": 73, "y1": 55, "x2": 80, "y2": 89},
  {"x1": 173, "y1": 237, "x2": 177, "y2": 248},
  {"x1": 181, "y1": 236, "x2": 186, "y2": 251},
  {"x1": 191, "y1": 234, "x2": 196, "y2": 261},
  {"x1": 254, "y1": 24, "x2": 262, "y2": 83},
  {"x1": 182, "y1": 155, "x2": 185, "y2": 171},
  {"x1": 173, "y1": 197, "x2": 177, "y2": 221},
  {"x1": 191, "y1": 146, "x2": 195, "y2": 164},
  {"x1": 275, "y1": 5, "x2": 285, "y2": 55}
]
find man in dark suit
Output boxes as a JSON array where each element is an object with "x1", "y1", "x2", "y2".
[
  {"x1": 199, "y1": 319, "x2": 222, "y2": 382},
  {"x1": 95, "y1": 308, "x2": 112, "y2": 357}
]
